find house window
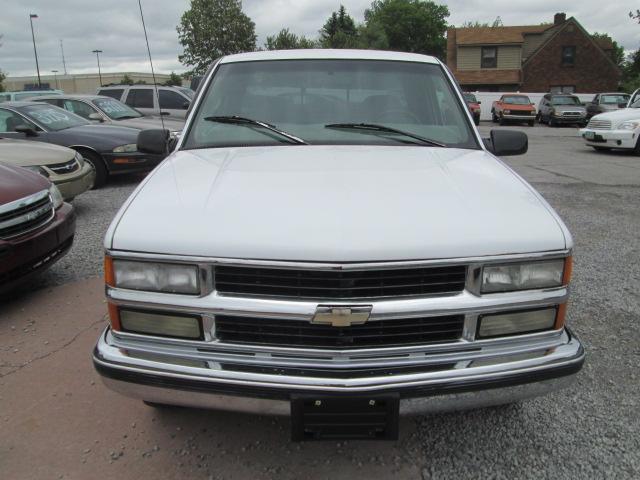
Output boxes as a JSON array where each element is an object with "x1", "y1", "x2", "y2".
[
  {"x1": 481, "y1": 47, "x2": 498, "y2": 68},
  {"x1": 550, "y1": 85, "x2": 576, "y2": 94},
  {"x1": 562, "y1": 46, "x2": 576, "y2": 65}
]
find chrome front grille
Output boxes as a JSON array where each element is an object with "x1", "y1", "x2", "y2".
[
  {"x1": 214, "y1": 265, "x2": 467, "y2": 300},
  {"x1": 48, "y1": 158, "x2": 79, "y2": 175},
  {"x1": 0, "y1": 190, "x2": 54, "y2": 239},
  {"x1": 561, "y1": 111, "x2": 583, "y2": 117},
  {"x1": 214, "y1": 315, "x2": 465, "y2": 349},
  {"x1": 587, "y1": 118, "x2": 612, "y2": 130}
]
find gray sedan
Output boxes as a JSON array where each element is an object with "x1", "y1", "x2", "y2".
[{"x1": 32, "y1": 94, "x2": 184, "y2": 135}]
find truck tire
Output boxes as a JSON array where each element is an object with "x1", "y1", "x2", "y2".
[
  {"x1": 491, "y1": 111, "x2": 498, "y2": 123},
  {"x1": 549, "y1": 117, "x2": 557, "y2": 128},
  {"x1": 499, "y1": 115, "x2": 506, "y2": 126}
]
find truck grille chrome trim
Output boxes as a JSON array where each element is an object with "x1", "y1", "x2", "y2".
[
  {"x1": 214, "y1": 264, "x2": 467, "y2": 300},
  {"x1": 587, "y1": 119, "x2": 612, "y2": 130},
  {"x1": 0, "y1": 190, "x2": 54, "y2": 239}
]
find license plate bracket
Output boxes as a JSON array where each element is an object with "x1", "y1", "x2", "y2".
[{"x1": 291, "y1": 394, "x2": 400, "y2": 441}]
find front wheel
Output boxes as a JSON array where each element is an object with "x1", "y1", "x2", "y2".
[
  {"x1": 78, "y1": 150, "x2": 108, "y2": 188},
  {"x1": 491, "y1": 111, "x2": 498, "y2": 123},
  {"x1": 499, "y1": 115, "x2": 506, "y2": 126}
]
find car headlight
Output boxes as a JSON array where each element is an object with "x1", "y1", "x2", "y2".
[
  {"x1": 112, "y1": 143, "x2": 138, "y2": 153},
  {"x1": 503, "y1": 109, "x2": 511, "y2": 114},
  {"x1": 24, "y1": 165, "x2": 50, "y2": 178},
  {"x1": 481, "y1": 258, "x2": 569, "y2": 293},
  {"x1": 49, "y1": 184, "x2": 64, "y2": 209},
  {"x1": 107, "y1": 258, "x2": 200, "y2": 294},
  {"x1": 618, "y1": 121, "x2": 640, "y2": 131}
]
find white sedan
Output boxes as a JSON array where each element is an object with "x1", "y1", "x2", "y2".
[{"x1": 580, "y1": 88, "x2": 640, "y2": 154}]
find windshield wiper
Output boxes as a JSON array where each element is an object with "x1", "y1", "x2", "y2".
[
  {"x1": 204, "y1": 115, "x2": 307, "y2": 145},
  {"x1": 325, "y1": 123, "x2": 446, "y2": 147}
]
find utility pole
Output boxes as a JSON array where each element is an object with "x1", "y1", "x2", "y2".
[
  {"x1": 51, "y1": 70, "x2": 59, "y2": 89},
  {"x1": 92, "y1": 49, "x2": 103, "y2": 87},
  {"x1": 29, "y1": 13, "x2": 42, "y2": 88},
  {"x1": 60, "y1": 39, "x2": 68, "y2": 75}
]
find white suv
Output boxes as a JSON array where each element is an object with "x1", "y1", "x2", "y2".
[{"x1": 96, "y1": 85, "x2": 194, "y2": 119}]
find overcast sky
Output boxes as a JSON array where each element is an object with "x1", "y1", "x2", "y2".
[{"x1": 1, "y1": 0, "x2": 639, "y2": 78}]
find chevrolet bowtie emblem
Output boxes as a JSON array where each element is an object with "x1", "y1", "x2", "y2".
[{"x1": 311, "y1": 305, "x2": 373, "y2": 327}]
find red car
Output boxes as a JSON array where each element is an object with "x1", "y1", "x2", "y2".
[
  {"x1": 0, "y1": 162, "x2": 75, "y2": 295},
  {"x1": 463, "y1": 92, "x2": 481, "y2": 125}
]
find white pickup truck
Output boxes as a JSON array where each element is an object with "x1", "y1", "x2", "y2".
[{"x1": 93, "y1": 50, "x2": 584, "y2": 441}]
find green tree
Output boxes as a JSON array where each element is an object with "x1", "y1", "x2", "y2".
[
  {"x1": 364, "y1": 0, "x2": 450, "y2": 58},
  {"x1": 0, "y1": 34, "x2": 5, "y2": 93},
  {"x1": 461, "y1": 17, "x2": 503, "y2": 28},
  {"x1": 121, "y1": 73, "x2": 134, "y2": 85},
  {"x1": 592, "y1": 32, "x2": 625, "y2": 68},
  {"x1": 319, "y1": 5, "x2": 358, "y2": 48},
  {"x1": 164, "y1": 71, "x2": 183, "y2": 86},
  {"x1": 177, "y1": 0, "x2": 257, "y2": 75},
  {"x1": 355, "y1": 21, "x2": 389, "y2": 50},
  {"x1": 630, "y1": 10, "x2": 640, "y2": 23},
  {"x1": 622, "y1": 48, "x2": 640, "y2": 92},
  {"x1": 264, "y1": 29, "x2": 316, "y2": 50}
]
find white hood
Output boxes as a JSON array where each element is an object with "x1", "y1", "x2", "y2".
[
  {"x1": 591, "y1": 108, "x2": 640, "y2": 125},
  {"x1": 108, "y1": 145, "x2": 568, "y2": 262}
]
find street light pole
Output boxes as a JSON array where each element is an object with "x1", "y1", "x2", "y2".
[
  {"x1": 29, "y1": 14, "x2": 42, "y2": 89},
  {"x1": 51, "y1": 70, "x2": 59, "y2": 90},
  {"x1": 92, "y1": 50, "x2": 103, "y2": 87}
]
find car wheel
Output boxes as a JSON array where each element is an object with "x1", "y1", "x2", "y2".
[
  {"x1": 634, "y1": 136, "x2": 640, "y2": 155},
  {"x1": 498, "y1": 115, "x2": 505, "y2": 126},
  {"x1": 78, "y1": 150, "x2": 108, "y2": 188},
  {"x1": 491, "y1": 111, "x2": 497, "y2": 123},
  {"x1": 474, "y1": 116, "x2": 480, "y2": 126},
  {"x1": 536, "y1": 113, "x2": 542, "y2": 124},
  {"x1": 549, "y1": 117, "x2": 557, "y2": 127}
]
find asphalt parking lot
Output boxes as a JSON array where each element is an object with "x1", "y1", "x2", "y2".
[{"x1": 1, "y1": 123, "x2": 639, "y2": 479}]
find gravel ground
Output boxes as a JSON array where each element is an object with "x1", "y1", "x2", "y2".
[{"x1": 3, "y1": 124, "x2": 639, "y2": 479}]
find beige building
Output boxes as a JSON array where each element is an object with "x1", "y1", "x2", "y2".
[{"x1": 4, "y1": 72, "x2": 178, "y2": 95}]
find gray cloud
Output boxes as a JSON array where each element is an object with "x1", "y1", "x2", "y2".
[{"x1": 1, "y1": 0, "x2": 638, "y2": 77}]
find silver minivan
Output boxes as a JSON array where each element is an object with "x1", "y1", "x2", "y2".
[{"x1": 96, "y1": 85, "x2": 194, "y2": 119}]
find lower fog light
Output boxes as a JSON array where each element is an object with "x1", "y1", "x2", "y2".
[
  {"x1": 120, "y1": 309, "x2": 203, "y2": 340},
  {"x1": 477, "y1": 308, "x2": 557, "y2": 339}
]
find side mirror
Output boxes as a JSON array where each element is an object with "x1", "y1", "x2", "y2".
[
  {"x1": 15, "y1": 125, "x2": 38, "y2": 137},
  {"x1": 88, "y1": 112, "x2": 104, "y2": 122},
  {"x1": 182, "y1": 101, "x2": 190, "y2": 110},
  {"x1": 137, "y1": 129, "x2": 170, "y2": 155},
  {"x1": 484, "y1": 130, "x2": 528, "y2": 156}
]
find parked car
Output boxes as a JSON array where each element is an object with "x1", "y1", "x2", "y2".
[
  {"x1": 32, "y1": 95, "x2": 185, "y2": 136},
  {"x1": 491, "y1": 94, "x2": 536, "y2": 126},
  {"x1": 580, "y1": 88, "x2": 640, "y2": 153},
  {"x1": 586, "y1": 92, "x2": 631, "y2": 119},
  {"x1": 0, "y1": 162, "x2": 75, "y2": 295},
  {"x1": 537, "y1": 94, "x2": 587, "y2": 127},
  {"x1": 0, "y1": 90, "x2": 64, "y2": 103},
  {"x1": 0, "y1": 102, "x2": 166, "y2": 187},
  {"x1": 463, "y1": 92, "x2": 481, "y2": 125},
  {"x1": 0, "y1": 138, "x2": 94, "y2": 201},
  {"x1": 96, "y1": 85, "x2": 194, "y2": 119},
  {"x1": 93, "y1": 50, "x2": 584, "y2": 441}
]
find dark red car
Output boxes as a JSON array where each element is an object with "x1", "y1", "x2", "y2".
[
  {"x1": 0, "y1": 162, "x2": 75, "y2": 295},
  {"x1": 463, "y1": 92, "x2": 481, "y2": 125}
]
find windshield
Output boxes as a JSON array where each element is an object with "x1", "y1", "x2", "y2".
[
  {"x1": 502, "y1": 96, "x2": 531, "y2": 105},
  {"x1": 178, "y1": 87, "x2": 195, "y2": 99},
  {"x1": 18, "y1": 104, "x2": 89, "y2": 131},
  {"x1": 551, "y1": 96, "x2": 581, "y2": 106},
  {"x1": 601, "y1": 94, "x2": 630, "y2": 105},
  {"x1": 184, "y1": 60, "x2": 477, "y2": 150},
  {"x1": 463, "y1": 93, "x2": 478, "y2": 103},
  {"x1": 93, "y1": 98, "x2": 142, "y2": 119}
]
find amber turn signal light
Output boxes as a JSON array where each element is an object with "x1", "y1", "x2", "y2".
[{"x1": 563, "y1": 256, "x2": 573, "y2": 285}]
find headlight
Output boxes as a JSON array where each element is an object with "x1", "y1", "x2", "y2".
[
  {"x1": 477, "y1": 308, "x2": 558, "y2": 338},
  {"x1": 109, "y1": 259, "x2": 200, "y2": 294},
  {"x1": 119, "y1": 309, "x2": 203, "y2": 339},
  {"x1": 618, "y1": 121, "x2": 640, "y2": 131},
  {"x1": 24, "y1": 165, "x2": 50, "y2": 178},
  {"x1": 49, "y1": 184, "x2": 64, "y2": 209},
  {"x1": 482, "y1": 259, "x2": 568, "y2": 293},
  {"x1": 503, "y1": 109, "x2": 511, "y2": 114},
  {"x1": 112, "y1": 143, "x2": 138, "y2": 153}
]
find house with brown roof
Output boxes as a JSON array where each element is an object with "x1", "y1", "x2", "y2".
[{"x1": 447, "y1": 13, "x2": 622, "y2": 93}]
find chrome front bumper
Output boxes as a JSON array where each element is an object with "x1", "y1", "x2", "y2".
[{"x1": 93, "y1": 326, "x2": 584, "y2": 415}]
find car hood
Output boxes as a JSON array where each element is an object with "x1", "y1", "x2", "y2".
[
  {"x1": 116, "y1": 116, "x2": 185, "y2": 132},
  {"x1": 55, "y1": 124, "x2": 140, "y2": 148},
  {"x1": 109, "y1": 146, "x2": 568, "y2": 261},
  {"x1": 553, "y1": 105, "x2": 586, "y2": 114},
  {"x1": 0, "y1": 137, "x2": 75, "y2": 167},
  {"x1": 590, "y1": 108, "x2": 640, "y2": 124},
  {"x1": 0, "y1": 161, "x2": 50, "y2": 205}
]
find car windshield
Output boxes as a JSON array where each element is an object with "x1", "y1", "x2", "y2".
[
  {"x1": 601, "y1": 94, "x2": 630, "y2": 104},
  {"x1": 93, "y1": 98, "x2": 142, "y2": 119},
  {"x1": 184, "y1": 59, "x2": 477, "y2": 150},
  {"x1": 178, "y1": 87, "x2": 195, "y2": 99},
  {"x1": 551, "y1": 96, "x2": 581, "y2": 105},
  {"x1": 463, "y1": 93, "x2": 478, "y2": 103},
  {"x1": 502, "y1": 96, "x2": 531, "y2": 105},
  {"x1": 18, "y1": 104, "x2": 89, "y2": 131}
]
